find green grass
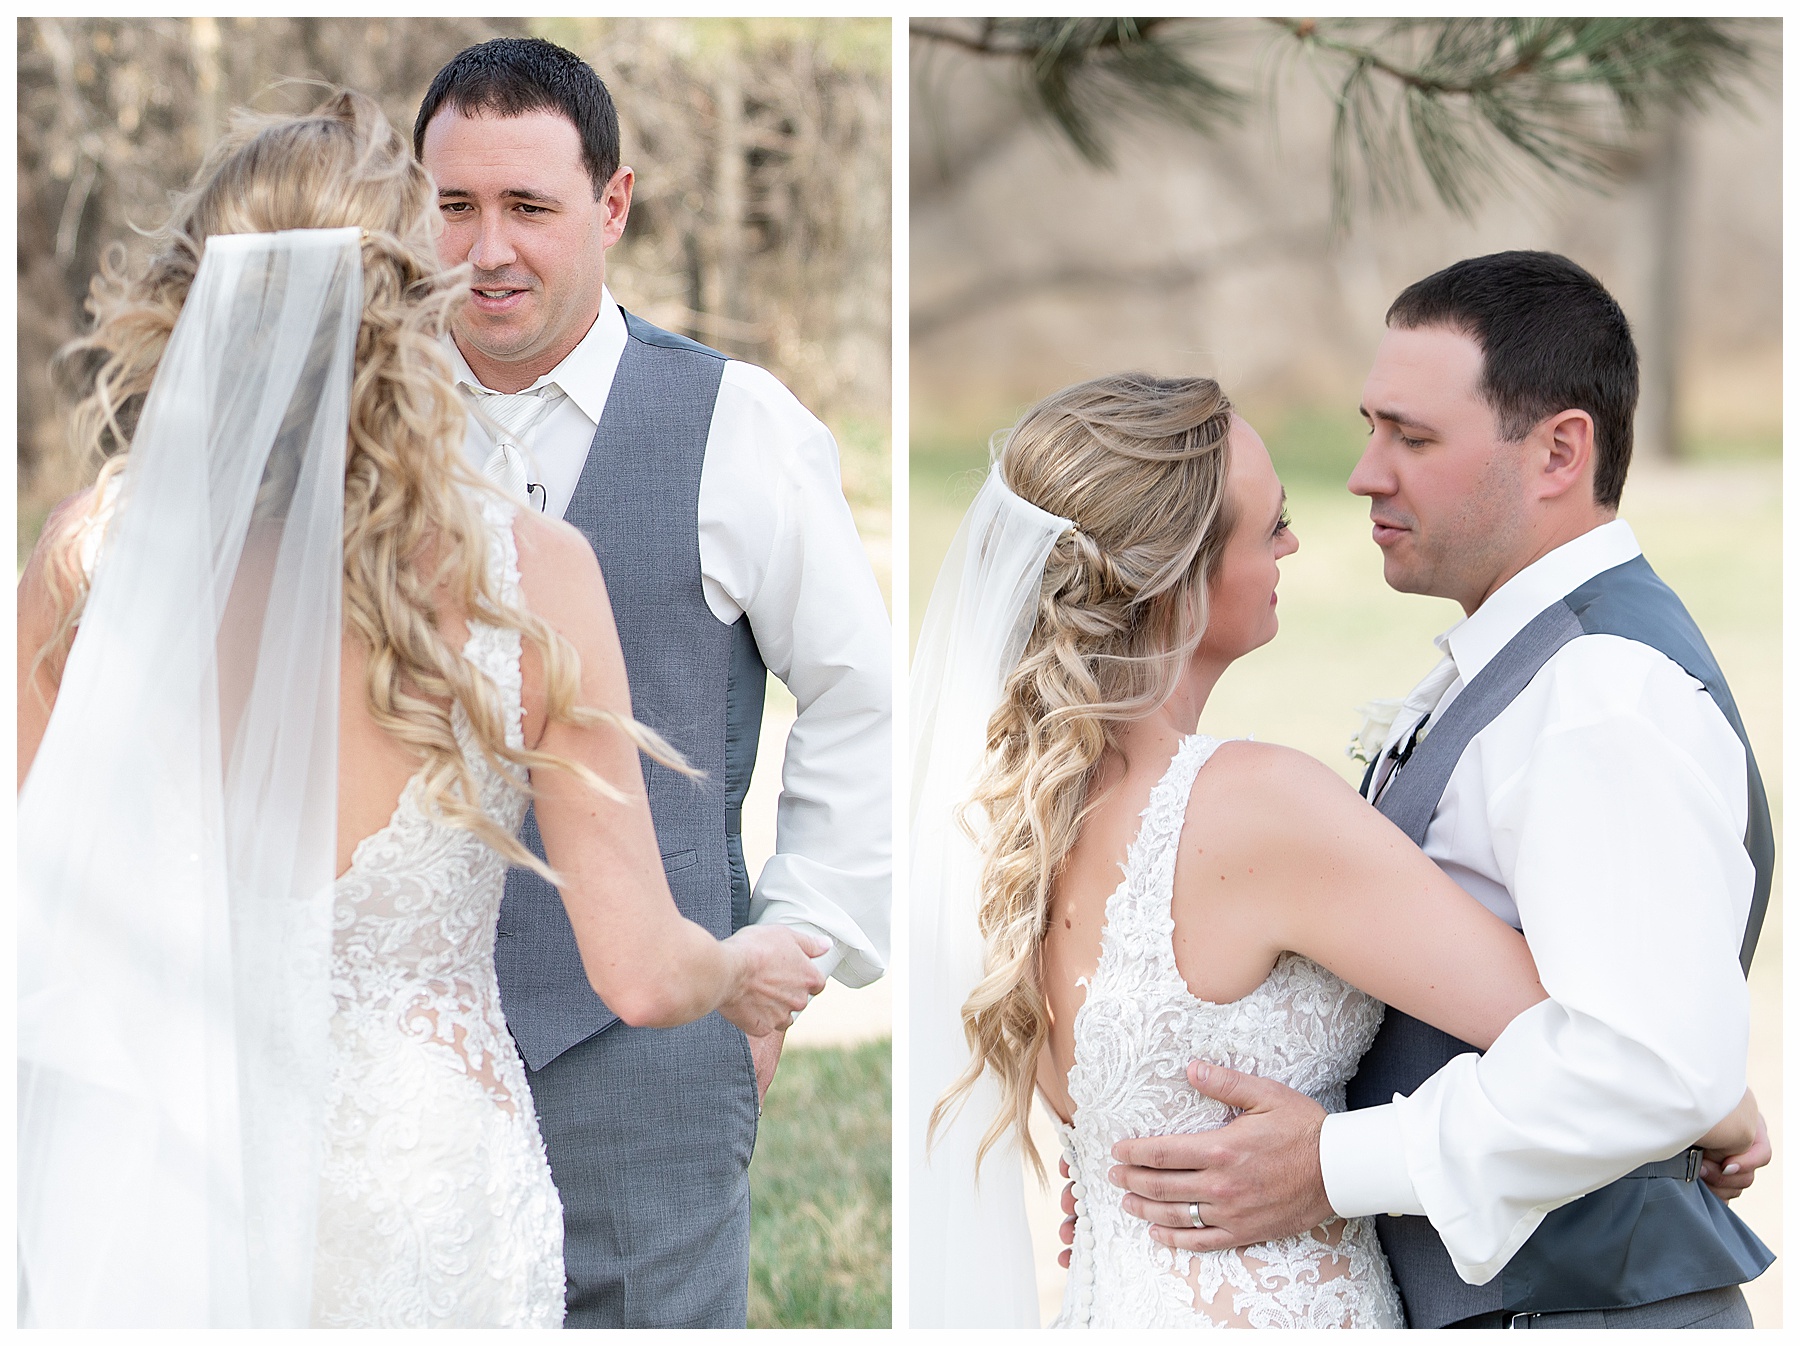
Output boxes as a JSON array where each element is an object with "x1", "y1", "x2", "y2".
[{"x1": 748, "y1": 1039, "x2": 891, "y2": 1328}]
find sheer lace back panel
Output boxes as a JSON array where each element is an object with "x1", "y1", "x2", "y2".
[
  {"x1": 1053, "y1": 733, "x2": 1402, "y2": 1329},
  {"x1": 313, "y1": 494, "x2": 564, "y2": 1327}
]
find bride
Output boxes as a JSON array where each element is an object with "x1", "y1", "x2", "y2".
[
  {"x1": 910, "y1": 373, "x2": 1750, "y2": 1327},
  {"x1": 16, "y1": 92, "x2": 824, "y2": 1328}
]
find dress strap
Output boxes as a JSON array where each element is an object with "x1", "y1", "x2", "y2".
[
  {"x1": 476, "y1": 492, "x2": 523, "y2": 610},
  {"x1": 1100, "y1": 733, "x2": 1222, "y2": 973},
  {"x1": 462, "y1": 492, "x2": 525, "y2": 752}
]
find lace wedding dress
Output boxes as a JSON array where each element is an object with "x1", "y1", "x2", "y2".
[
  {"x1": 312, "y1": 496, "x2": 564, "y2": 1327},
  {"x1": 1052, "y1": 733, "x2": 1403, "y2": 1329}
]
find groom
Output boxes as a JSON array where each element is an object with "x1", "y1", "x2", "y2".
[
  {"x1": 414, "y1": 39, "x2": 891, "y2": 1327},
  {"x1": 1104, "y1": 252, "x2": 1773, "y2": 1326}
]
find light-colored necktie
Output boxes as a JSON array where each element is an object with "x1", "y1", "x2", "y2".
[{"x1": 461, "y1": 384, "x2": 566, "y2": 508}]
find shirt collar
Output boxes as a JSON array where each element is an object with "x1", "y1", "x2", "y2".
[
  {"x1": 1436, "y1": 518, "x2": 1643, "y2": 681},
  {"x1": 445, "y1": 286, "x2": 625, "y2": 426}
]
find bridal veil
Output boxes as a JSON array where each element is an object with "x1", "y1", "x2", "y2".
[
  {"x1": 910, "y1": 466, "x2": 1070, "y2": 1326},
  {"x1": 19, "y1": 228, "x2": 362, "y2": 1325}
]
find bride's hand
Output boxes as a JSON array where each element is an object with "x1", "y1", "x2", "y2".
[
  {"x1": 1696, "y1": 1089, "x2": 1769, "y2": 1202},
  {"x1": 718, "y1": 925, "x2": 829, "y2": 1036}
]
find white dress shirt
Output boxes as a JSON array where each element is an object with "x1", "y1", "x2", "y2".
[
  {"x1": 1319, "y1": 519, "x2": 1754, "y2": 1284},
  {"x1": 450, "y1": 289, "x2": 891, "y2": 987}
]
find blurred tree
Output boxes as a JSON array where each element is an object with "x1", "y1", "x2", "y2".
[
  {"x1": 548, "y1": 19, "x2": 890, "y2": 426},
  {"x1": 910, "y1": 17, "x2": 1239, "y2": 169},
  {"x1": 912, "y1": 18, "x2": 1759, "y2": 225},
  {"x1": 19, "y1": 17, "x2": 890, "y2": 532},
  {"x1": 910, "y1": 17, "x2": 1768, "y2": 459},
  {"x1": 18, "y1": 16, "x2": 522, "y2": 508}
]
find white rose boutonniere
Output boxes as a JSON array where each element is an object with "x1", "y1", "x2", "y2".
[{"x1": 1347, "y1": 698, "x2": 1408, "y2": 767}]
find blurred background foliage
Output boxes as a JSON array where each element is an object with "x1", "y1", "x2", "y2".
[
  {"x1": 911, "y1": 16, "x2": 1778, "y2": 472},
  {"x1": 17, "y1": 16, "x2": 892, "y2": 605},
  {"x1": 912, "y1": 16, "x2": 1780, "y2": 1325}
]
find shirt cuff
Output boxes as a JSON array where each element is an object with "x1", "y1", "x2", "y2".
[
  {"x1": 1320, "y1": 1103, "x2": 1424, "y2": 1219},
  {"x1": 751, "y1": 913, "x2": 845, "y2": 981}
]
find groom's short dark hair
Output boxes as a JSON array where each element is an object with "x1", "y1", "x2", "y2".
[
  {"x1": 414, "y1": 37, "x2": 620, "y2": 198},
  {"x1": 1386, "y1": 251, "x2": 1638, "y2": 510}
]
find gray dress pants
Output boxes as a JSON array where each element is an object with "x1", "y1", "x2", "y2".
[
  {"x1": 1450, "y1": 1283, "x2": 1754, "y2": 1328},
  {"x1": 523, "y1": 1012, "x2": 760, "y2": 1328}
]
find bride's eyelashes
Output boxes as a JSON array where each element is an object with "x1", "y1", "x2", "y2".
[{"x1": 1274, "y1": 508, "x2": 1292, "y2": 538}]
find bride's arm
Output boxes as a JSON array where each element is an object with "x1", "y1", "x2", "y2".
[
  {"x1": 513, "y1": 511, "x2": 826, "y2": 1034},
  {"x1": 1187, "y1": 740, "x2": 1545, "y2": 1048}
]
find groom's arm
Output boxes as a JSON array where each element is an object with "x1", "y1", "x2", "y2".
[
  {"x1": 1329, "y1": 644, "x2": 1755, "y2": 1282},
  {"x1": 1109, "y1": 640, "x2": 1760, "y2": 1279},
  {"x1": 697, "y1": 361, "x2": 891, "y2": 992}
]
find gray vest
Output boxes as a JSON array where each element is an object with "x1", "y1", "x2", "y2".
[
  {"x1": 495, "y1": 311, "x2": 767, "y2": 1071},
  {"x1": 1348, "y1": 555, "x2": 1773, "y2": 1325}
]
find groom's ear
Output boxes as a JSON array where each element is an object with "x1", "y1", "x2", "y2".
[
  {"x1": 1534, "y1": 408, "x2": 1596, "y2": 503},
  {"x1": 598, "y1": 166, "x2": 634, "y2": 249}
]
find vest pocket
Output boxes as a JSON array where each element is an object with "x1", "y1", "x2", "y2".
[{"x1": 661, "y1": 849, "x2": 698, "y2": 874}]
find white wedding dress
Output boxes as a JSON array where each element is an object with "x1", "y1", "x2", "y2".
[
  {"x1": 311, "y1": 496, "x2": 565, "y2": 1327},
  {"x1": 1051, "y1": 732, "x2": 1403, "y2": 1329}
]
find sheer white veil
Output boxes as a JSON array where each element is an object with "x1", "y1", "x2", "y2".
[
  {"x1": 19, "y1": 227, "x2": 363, "y2": 1326},
  {"x1": 909, "y1": 464, "x2": 1072, "y2": 1326}
]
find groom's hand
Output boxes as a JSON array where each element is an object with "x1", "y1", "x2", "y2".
[
  {"x1": 748, "y1": 1027, "x2": 787, "y2": 1109},
  {"x1": 1108, "y1": 1062, "x2": 1335, "y2": 1252},
  {"x1": 1057, "y1": 1159, "x2": 1076, "y2": 1268}
]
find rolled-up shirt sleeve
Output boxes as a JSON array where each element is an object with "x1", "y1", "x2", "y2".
[
  {"x1": 1324, "y1": 636, "x2": 1752, "y2": 1283},
  {"x1": 696, "y1": 361, "x2": 891, "y2": 986}
]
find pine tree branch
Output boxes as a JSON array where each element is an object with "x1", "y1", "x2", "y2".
[
  {"x1": 1267, "y1": 17, "x2": 1553, "y2": 98},
  {"x1": 1273, "y1": 17, "x2": 1761, "y2": 230},
  {"x1": 910, "y1": 17, "x2": 1763, "y2": 226},
  {"x1": 909, "y1": 17, "x2": 1180, "y2": 59},
  {"x1": 908, "y1": 19, "x2": 1009, "y2": 58},
  {"x1": 910, "y1": 18, "x2": 1238, "y2": 168}
]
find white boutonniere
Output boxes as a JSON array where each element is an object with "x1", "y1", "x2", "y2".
[{"x1": 1347, "y1": 698, "x2": 1408, "y2": 766}]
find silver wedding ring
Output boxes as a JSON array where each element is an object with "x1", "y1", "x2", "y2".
[{"x1": 1187, "y1": 1202, "x2": 1205, "y2": 1229}]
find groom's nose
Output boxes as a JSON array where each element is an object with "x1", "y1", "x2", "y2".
[
  {"x1": 468, "y1": 215, "x2": 518, "y2": 272},
  {"x1": 1346, "y1": 439, "x2": 1389, "y2": 499}
]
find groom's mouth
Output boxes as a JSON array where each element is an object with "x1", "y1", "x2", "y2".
[
  {"x1": 470, "y1": 286, "x2": 531, "y2": 315},
  {"x1": 1369, "y1": 517, "x2": 1408, "y2": 547}
]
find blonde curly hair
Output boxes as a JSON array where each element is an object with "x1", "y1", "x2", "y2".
[
  {"x1": 932, "y1": 372, "x2": 1237, "y2": 1174},
  {"x1": 37, "y1": 89, "x2": 676, "y2": 876}
]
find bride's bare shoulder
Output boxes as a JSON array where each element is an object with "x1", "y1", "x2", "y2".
[
  {"x1": 512, "y1": 507, "x2": 599, "y2": 575},
  {"x1": 22, "y1": 487, "x2": 98, "y2": 564},
  {"x1": 511, "y1": 509, "x2": 610, "y2": 623},
  {"x1": 505, "y1": 509, "x2": 630, "y2": 748},
  {"x1": 1185, "y1": 738, "x2": 1364, "y2": 848},
  {"x1": 19, "y1": 488, "x2": 102, "y2": 619},
  {"x1": 1199, "y1": 738, "x2": 1353, "y2": 794}
]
